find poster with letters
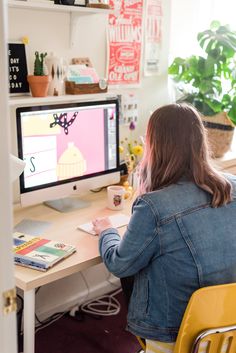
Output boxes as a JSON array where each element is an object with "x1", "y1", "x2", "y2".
[{"x1": 108, "y1": 0, "x2": 144, "y2": 86}]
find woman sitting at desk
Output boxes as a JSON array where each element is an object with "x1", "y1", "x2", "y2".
[{"x1": 92, "y1": 103, "x2": 236, "y2": 353}]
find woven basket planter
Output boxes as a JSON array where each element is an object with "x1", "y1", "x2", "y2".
[{"x1": 202, "y1": 112, "x2": 235, "y2": 158}]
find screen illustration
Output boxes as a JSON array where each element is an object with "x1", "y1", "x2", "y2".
[{"x1": 19, "y1": 103, "x2": 117, "y2": 190}]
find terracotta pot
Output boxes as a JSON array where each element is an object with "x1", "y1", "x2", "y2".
[{"x1": 27, "y1": 75, "x2": 51, "y2": 97}]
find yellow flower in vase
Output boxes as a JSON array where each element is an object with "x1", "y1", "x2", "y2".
[
  {"x1": 120, "y1": 140, "x2": 144, "y2": 181},
  {"x1": 126, "y1": 141, "x2": 144, "y2": 172},
  {"x1": 119, "y1": 145, "x2": 124, "y2": 154},
  {"x1": 131, "y1": 145, "x2": 144, "y2": 157},
  {"x1": 119, "y1": 121, "x2": 144, "y2": 191}
]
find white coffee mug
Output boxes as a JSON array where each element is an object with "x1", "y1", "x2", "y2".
[{"x1": 107, "y1": 185, "x2": 131, "y2": 211}]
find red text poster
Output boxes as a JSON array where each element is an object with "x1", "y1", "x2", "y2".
[{"x1": 108, "y1": 0, "x2": 144, "y2": 86}]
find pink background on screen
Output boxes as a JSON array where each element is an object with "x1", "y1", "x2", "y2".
[{"x1": 56, "y1": 108, "x2": 105, "y2": 174}]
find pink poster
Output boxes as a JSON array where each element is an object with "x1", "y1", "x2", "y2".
[{"x1": 108, "y1": 0, "x2": 144, "y2": 86}]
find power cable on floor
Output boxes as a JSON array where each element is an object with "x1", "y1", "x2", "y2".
[{"x1": 80, "y1": 288, "x2": 122, "y2": 317}]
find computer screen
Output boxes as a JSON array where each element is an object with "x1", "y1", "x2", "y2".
[{"x1": 16, "y1": 98, "x2": 120, "y2": 211}]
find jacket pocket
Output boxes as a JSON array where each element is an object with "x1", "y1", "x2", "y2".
[{"x1": 132, "y1": 271, "x2": 149, "y2": 316}]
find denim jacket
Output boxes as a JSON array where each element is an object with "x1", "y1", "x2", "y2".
[{"x1": 99, "y1": 174, "x2": 236, "y2": 342}]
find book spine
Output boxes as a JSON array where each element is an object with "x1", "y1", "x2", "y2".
[
  {"x1": 14, "y1": 256, "x2": 48, "y2": 270},
  {"x1": 14, "y1": 260, "x2": 47, "y2": 272}
]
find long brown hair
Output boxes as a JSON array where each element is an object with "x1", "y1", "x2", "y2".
[{"x1": 139, "y1": 103, "x2": 232, "y2": 207}]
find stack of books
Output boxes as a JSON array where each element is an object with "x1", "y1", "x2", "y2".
[{"x1": 13, "y1": 232, "x2": 76, "y2": 271}]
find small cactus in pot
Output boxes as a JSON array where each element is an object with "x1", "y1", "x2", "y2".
[
  {"x1": 34, "y1": 51, "x2": 48, "y2": 76},
  {"x1": 27, "y1": 51, "x2": 51, "y2": 97}
]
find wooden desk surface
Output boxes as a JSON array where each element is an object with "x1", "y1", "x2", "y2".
[
  {"x1": 14, "y1": 190, "x2": 133, "y2": 291},
  {"x1": 213, "y1": 151, "x2": 236, "y2": 174}
]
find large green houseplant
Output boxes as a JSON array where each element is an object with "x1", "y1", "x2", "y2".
[{"x1": 168, "y1": 21, "x2": 236, "y2": 157}]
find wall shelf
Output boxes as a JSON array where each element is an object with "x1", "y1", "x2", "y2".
[
  {"x1": 8, "y1": 0, "x2": 111, "y2": 47},
  {"x1": 8, "y1": 1, "x2": 114, "y2": 102},
  {"x1": 9, "y1": 92, "x2": 117, "y2": 106},
  {"x1": 8, "y1": 0, "x2": 112, "y2": 15}
]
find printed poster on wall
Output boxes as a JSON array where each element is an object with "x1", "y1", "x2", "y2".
[
  {"x1": 108, "y1": 0, "x2": 144, "y2": 86},
  {"x1": 144, "y1": 0, "x2": 163, "y2": 76}
]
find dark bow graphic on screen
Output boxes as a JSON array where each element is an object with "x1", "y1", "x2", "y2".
[{"x1": 50, "y1": 111, "x2": 79, "y2": 134}]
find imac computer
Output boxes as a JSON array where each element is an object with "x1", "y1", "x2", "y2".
[{"x1": 16, "y1": 98, "x2": 120, "y2": 212}]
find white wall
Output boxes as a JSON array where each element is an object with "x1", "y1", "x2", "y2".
[
  {"x1": 9, "y1": 0, "x2": 171, "y2": 319},
  {"x1": 169, "y1": 0, "x2": 236, "y2": 60}
]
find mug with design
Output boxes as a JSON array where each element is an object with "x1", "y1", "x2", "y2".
[{"x1": 107, "y1": 185, "x2": 131, "y2": 211}]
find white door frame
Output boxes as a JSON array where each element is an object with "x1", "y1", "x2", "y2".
[{"x1": 0, "y1": 1, "x2": 18, "y2": 353}]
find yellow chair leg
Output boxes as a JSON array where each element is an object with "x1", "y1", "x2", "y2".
[{"x1": 136, "y1": 336, "x2": 146, "y2": 350}]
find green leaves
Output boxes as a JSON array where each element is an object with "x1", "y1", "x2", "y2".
[
  {"x1": 228, "y1": 97, "x2": 236, "y2": 125},
  {"x1": 197, "y1": 22, "x2": 236, "y2": 59},
  {"x1": 168, "y1": 21, "x2": 236, "y2": 125}
]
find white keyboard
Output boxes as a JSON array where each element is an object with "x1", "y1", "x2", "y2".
[{"x1": 77, "y1": 213, "x2": 130, "y2": 235}]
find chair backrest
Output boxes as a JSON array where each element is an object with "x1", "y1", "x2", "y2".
[{"x1": 174, "y1": 283, "x2": 236, "y2": 353}]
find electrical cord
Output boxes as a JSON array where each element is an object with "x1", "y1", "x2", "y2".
[
  {"x1": 80, "y1": 288, "x2": 122, "y2": 316},
  {"x1": 35, "y1": 311, "x2": 67, "y2": 333},
  {"x1": 69, "y1": 271, "x2": 91, "y2": 316},
  {"x1": 17, "y1": 291, "x2": 68, "y2": 335},
  {"x1": 35, "y1": 272, "x2": 91, "y2": 328},
  {"x1": 33, "y1": 286, "x2": 70, "y2": 331},
  {"x1": 35, "y1": 286, "x2": 41, "y2": 294},
  {"x1": 19, "y1": 273, "x2": 122, "y2": 335},
  {"x1": 35, "y1": 310, "x2": 66, "y2": 326},
  {"x1": 35, "y1": 288, "x2": 123, "y2": 332},
  {"x1": 17, "y1": 293, "x2": 24, "y2": 337}
]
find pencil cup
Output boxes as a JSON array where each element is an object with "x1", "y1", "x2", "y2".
[{"x1": 107, "y1": 185, "x2": 131, "y2": 211}]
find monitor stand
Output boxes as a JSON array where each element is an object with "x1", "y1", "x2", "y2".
[{"x1": 44, "y1": 197, "x2": 90, "y2": 213}]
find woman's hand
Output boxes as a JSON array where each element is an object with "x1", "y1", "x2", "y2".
[{"x1": 92, "y1": 217, "x2": 112, "y2": 236}]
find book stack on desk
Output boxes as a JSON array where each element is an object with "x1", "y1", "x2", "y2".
[{"x1": 13, "y1": 232, "x2": 76, "y2": 271}]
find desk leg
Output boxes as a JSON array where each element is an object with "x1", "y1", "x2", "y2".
[{"x1": 23, "y1": 289, "x2": 35, "y2": 353}]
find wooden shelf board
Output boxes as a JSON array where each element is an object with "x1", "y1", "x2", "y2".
[
  {"x1": 8, "y1": 0, "x2": 112, "y2": 14},
  {"x1": 9, "y1": 92, "x2": 117, "y2": 106}
]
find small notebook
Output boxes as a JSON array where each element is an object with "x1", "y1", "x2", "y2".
[{"x1": 78, "y1": 213, "x2": 130, "y2": 235}]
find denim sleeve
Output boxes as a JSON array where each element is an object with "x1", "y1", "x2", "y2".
[{"x1": 98, "y1": 196, "x2": 161, "y2": 277}]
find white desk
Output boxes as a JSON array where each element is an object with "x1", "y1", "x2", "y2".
[{"x1": 14, "y1": 190, "x2": 133, "y2": 353}]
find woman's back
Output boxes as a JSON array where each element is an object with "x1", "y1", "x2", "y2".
[
  {"x1": 127, "y1": 174, "x2": 236, "y2": 340},
  {"x1": 95, "y1": 103, "x2": 236, "y2": 343}
]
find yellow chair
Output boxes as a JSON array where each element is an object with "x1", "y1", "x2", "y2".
[
  {"x1": 138, "y1": 283, "x2": 236, "y2": 353},
  {"x1": 174, "y1": 282, "x2": 236, "y2": 353}
]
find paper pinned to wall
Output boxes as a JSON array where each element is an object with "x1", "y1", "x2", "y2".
[
  {"x1": 143, "y1": 0, "x2": 163, "y2": 76},
  {"x1": 107, "y1": 0, "x2": 144, "y2": 86},
  {"x1": 119, "y1": 93, "x2": 138, "y2": 126}
]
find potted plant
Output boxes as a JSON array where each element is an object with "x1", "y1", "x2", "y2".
[
  {"x1": 27, "y1": 51, "x2": 51, "y2": 97},
  {"x1": 168, "y1": 21, "x2": 236, "y2": 157}
]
